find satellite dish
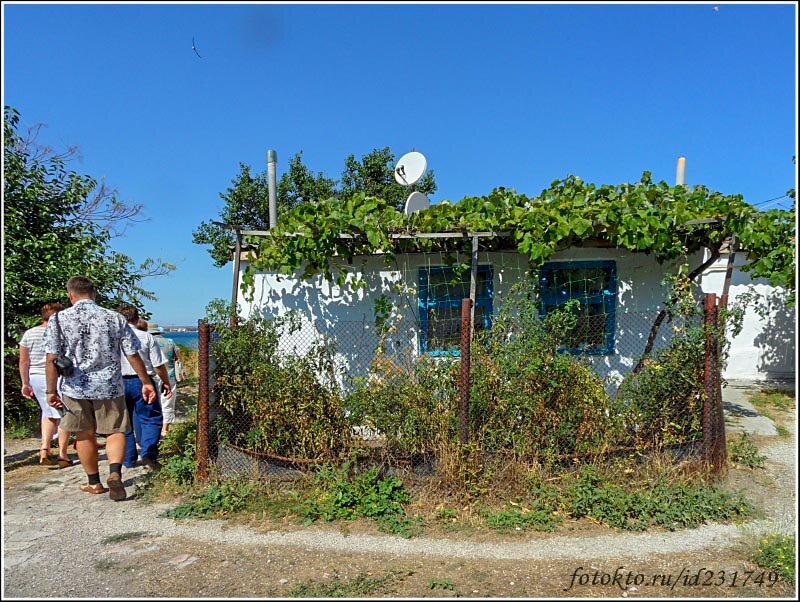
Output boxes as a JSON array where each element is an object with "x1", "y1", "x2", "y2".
[
  {"x1": 404, "y1": 191, "x2": 430, "y2": 216},
  {"x1": 394, "y1": 151, "x2": 427, "y2": 186}
]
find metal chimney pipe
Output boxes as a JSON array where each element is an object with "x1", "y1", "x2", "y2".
[
  {"x1": 267, "y1": 149, "x2": 278, "y2": 228},
  {"x1": 675, "y1": 156, "x2": 686, "y2": 186}
]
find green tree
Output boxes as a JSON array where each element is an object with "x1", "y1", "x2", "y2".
[
  {"x1": 3, "y1": 106, "x2": 173, "y2": 417},
  {"x1": 193, "y1": 153, "x2": 338, "y2": 267},
  {"x1": 340, "y1": 147, "x2": 437, "y2": 211},
  {"x1": 193, "y1": 148, "x2": 436, "y2": 267}
]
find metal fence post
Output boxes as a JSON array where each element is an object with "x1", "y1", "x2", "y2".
[
  {"x1": 703, "y1": 294, "x2": 716, "y2": 468},
  {"x1": 459, "y1": 298, "x2": 472, "y2": 445},
  {"x1": 195, "y1": 320, "x2": 211, "y2": 483},
  {"x1": 703, "y1": 293, "x2": 727, "y2": 477},
  {"x1": 711, "y1": 297, "x2": 728, "y2": 476}
]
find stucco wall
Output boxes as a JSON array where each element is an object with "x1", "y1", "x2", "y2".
[
  {"x1": 699, "y1": 251, "x2": 795, "y2": 382},
  {"x1": 238, "y1": 248, "x2": 707, "y2": 392}
]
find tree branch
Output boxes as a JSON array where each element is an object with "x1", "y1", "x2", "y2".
[{"x1": 632, "y1": 247, "x2": 721, "y2": 375}]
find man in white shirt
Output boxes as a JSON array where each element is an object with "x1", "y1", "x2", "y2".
[
  {"x1": 117, "y1": 304, "x2": 171, "y2": 472},
  {"x1": 44, "y1": 276, "x2": 155, "y2": 501}
]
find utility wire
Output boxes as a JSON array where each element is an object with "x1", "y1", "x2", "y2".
[{"x1": 752, "y1": 194, "x2": 790, "y2": 208}]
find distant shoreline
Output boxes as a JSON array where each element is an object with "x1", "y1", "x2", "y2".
[{"x1": 163, "y1": 330, "x2": 199, "y2": 350}]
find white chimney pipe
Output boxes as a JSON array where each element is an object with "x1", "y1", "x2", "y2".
[
  {"x1": 675, "y1": 156, "x2": 686, "y2": 186},
  {"x1": 267, "y1": 149, "x2": 278, "y2": 228}
]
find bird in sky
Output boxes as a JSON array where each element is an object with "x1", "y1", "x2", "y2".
[{"x1": 192, "y1": 37, "x2": 203, "y2": 58}]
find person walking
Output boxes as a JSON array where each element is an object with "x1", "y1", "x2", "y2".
[
  {"x1": 19, "y1": 302, "x2": 72, "y2": 467},
  {"x1": 44, "y1": 276, "x2": 155, "y2": 501},
  {"x1": 147, "y1": 323, "x2": 181, "y2": 437},
  {"x1": 117, "y1": 305, "x2": 171, "y2": 471}
]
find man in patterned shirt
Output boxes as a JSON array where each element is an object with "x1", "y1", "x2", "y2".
[{"x1": 44, "y1": 275, "x2": 156, "y2": 501}]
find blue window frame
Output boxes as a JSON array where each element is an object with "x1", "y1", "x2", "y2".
[
  {"x1": 539, "y1": 260, "x2": 616, "y2": 354},
  {"x1": 419, "y1": 265, "x2": 493, "y2": 355}
]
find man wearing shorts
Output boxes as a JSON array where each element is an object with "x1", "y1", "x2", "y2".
[{"x1": 44, "y1": 276, "x2": 156, "y2": 501}]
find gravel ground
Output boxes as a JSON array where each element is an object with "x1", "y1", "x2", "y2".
[{"x1": 2, "y1": 386, "x2": 796, "y2": 598}]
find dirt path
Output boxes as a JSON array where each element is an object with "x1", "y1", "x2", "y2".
[{"x1": 3, "y1": 389, "x2": 796, "y2": 598}]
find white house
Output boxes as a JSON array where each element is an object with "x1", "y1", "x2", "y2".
[
  {"x1": 233, "y1": 240, "x2": 797, "y2": 393},
  {"x1": 699, "y1": 250, "x2": 795, "y2": 384}
]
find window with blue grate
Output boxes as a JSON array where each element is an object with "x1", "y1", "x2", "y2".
[
  {"x1": 539, "y1": 260, "x2": 616, "y2": 354},
  {"x1": 419, "y1": 265, "x2": 493, "y2": 355}
]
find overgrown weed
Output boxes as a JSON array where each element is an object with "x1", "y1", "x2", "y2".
[
  {"x1": 752, "y1": 533, "x2": 795, "y2": 585},
  {"x1": 289, "y1": 569, "x2": 413, "y2": 597},
  {"x1": 749, "y1": 389, "x2": 795, "y2": 413},
  {"x1": 727, "y1": 433, "x2": 768, "y2": 469}
]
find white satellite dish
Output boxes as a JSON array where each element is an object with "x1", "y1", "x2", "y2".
[
  {"x1": 394, "y1": 151, "x2": 427, "y2": 186},
  {"x1": 404, "y1": 191, "x2": 430, "y2": 216}
]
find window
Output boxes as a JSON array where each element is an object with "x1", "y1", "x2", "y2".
[
  {"x1": 539, "y1": 260, "x2": 616, "y2": 354},
  {"x1": 419, "y1": 266, "x2": 493, "y2": 355}
]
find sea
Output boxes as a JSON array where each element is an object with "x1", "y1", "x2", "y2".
[{"x1": 164, "y1": 330, "x2": 199, "y2": 350}]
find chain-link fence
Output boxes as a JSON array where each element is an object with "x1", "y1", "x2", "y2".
[{"x1": 195, "y1": 290, "x2": 725, "y2": 483}]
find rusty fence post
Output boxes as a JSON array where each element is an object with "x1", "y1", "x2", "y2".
[
  {"x1": 703, "y1": 293, "x2": 727, "y2": 477},
  {"x1": 711, "y1": 297, "x2": 728, "y2": 475},
  {"x1": 703, "y1": 294, "x2": 716, "y2": 468},
  {"x1": 195, "y1": 319, "x2": 211, "y2": 484},
  {"x1": 459, "y1": 298, "x2": 472, "y2": 445}
]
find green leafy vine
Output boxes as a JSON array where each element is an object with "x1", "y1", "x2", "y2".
[{"x1": 243, "y1": 173, "x2": 794, "y2": 304}]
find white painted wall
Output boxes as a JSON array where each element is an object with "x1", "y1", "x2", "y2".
[
  {"x1": 699, "y1": 251, "x2": 795, "y2": 382},
  {"x1": 238, "y1": 248, "x2": 710, "y2": 392}
]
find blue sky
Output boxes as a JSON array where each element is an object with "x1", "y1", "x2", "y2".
[{"x1": 3, "y1": 1, "x2": 797, "y2": 325}]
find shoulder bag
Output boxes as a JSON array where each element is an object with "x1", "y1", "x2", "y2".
[{"x1": 51, "y1": 312, "x2": 75, "y2": 377}]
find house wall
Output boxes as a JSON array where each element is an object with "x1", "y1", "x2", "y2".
[
  {"x1": 699, "y1": 251, "x2": 795, "y2": 383},
  {"x1": 238, "y1": 248, "x2": 705, "y2": 392}
]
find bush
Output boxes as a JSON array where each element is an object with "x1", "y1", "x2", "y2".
[
  {"x1": 559, "y1": 463, "x2": 753, "y2": 531},
  {"x1": 206, "y1": 302, "x2": 351, "y2": 461},
  {"x1": 615, "y1": 327, "x2": 705, "y2": 448},
  {"x1": 175, "y1": 344, "x2": 198, "y2": 380},
  {"x1": 345, "y1": 295, "x2": 618, "y2": 462},
  {"x1": 344, "y1": 354, "x2": 456, "y2": 456},
  {"x1": 149, "y1": 411, "x2": 199, "y2": 489},
  {"x1": 469, "y1": 299, "x2": 617, "y2": 460},
  {"x1": 3, "y1": 353, "x2": 39, "y2": 424},
  {"x1": 297, "y1": 461, "x2": 416, "y2": 536}
]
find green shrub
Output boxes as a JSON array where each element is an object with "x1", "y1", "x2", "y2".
[
  {"x1": 158, "y1": 412, "x2": 197, "y2": 488},
  {"x1": 346, "y1": 294, "x2": 618, "y2": 461},
  {"x1": 468, "y1": 297, "x2": 619, "y2": 460},
  {"x1": 206, "y1": 302, "x2": 351, "y2": 461},
  {"x1": 2, "y1": 355, "x2": 39, "y2": 425},
  {"x1": 435, "y1": 507, "x2": 458, "y2": 521},
  {"x1": 344, "y1": 354, "x2": 455, "y2": 456},
  {"x1": 559, "y1": 464, "x2": 754, "y2": 531},
  {"x1": 162, "y1": 478, "x2": 256, "y2": 519},
  {"x1": 428, "y1": 578, "x2": 456, "y2": 591},
  {"x1": 175, "y1": 344, "x2": 197, "y2": 380},
  {"x1": 297, "y1": 461, "x2": 415, "y2": 536},
  {"x1": 727, "y1": 432, "x2": 767, "y2": 469},
  {"x1": 4, "y1": 416, "x2": 37, "y2": 439},
  {"x1": 752, "y1": 533, "x2": 795, "y2": 584},
  {"x1": 615, "y1": 327, "x2": 705, "y2": 448}
]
